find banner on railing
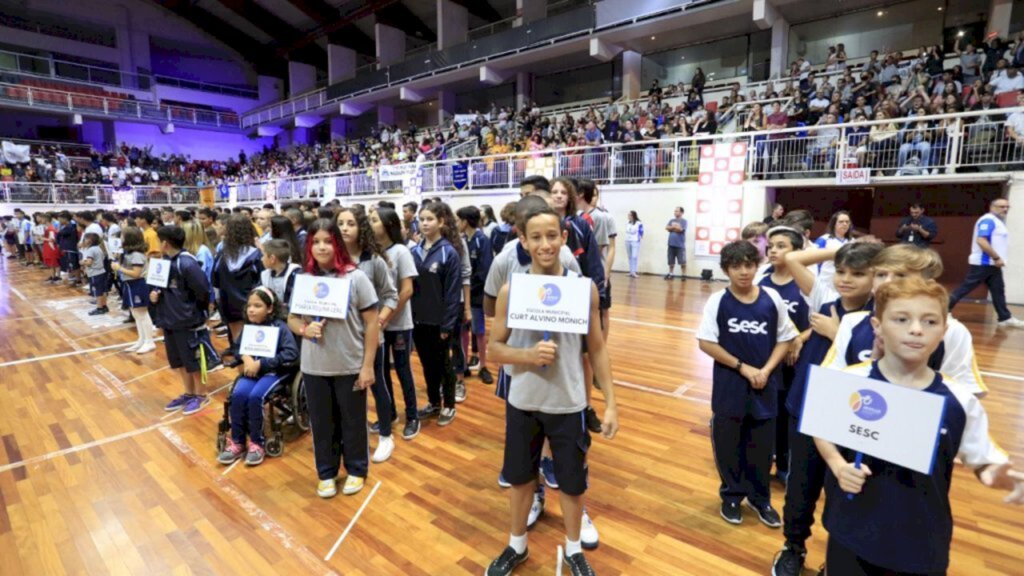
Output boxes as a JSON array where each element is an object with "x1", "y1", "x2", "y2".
[
  {"x1": 836, "y1": 166, "x2": 871, "y2": 186},
  {"x1": 694, "y1": 142, "x2": 747, "y2": 257},
  {"x1": 452, "y1": 161, "x2": 469, "y2": 190},
  {"x1": 454, "y1": 114, "x2": 479, "y2": 127},
  {"x1": 1, "y1": 141, "x2": 30, "y2": 164},
  {"x1": 112, "y1": 188, "x2": 135, "y2": 209},
  {"x1": 379, "y1": 163, "x2": 421, "y2": 181}
]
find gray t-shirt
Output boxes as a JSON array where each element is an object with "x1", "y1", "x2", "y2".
[
  {"x1": 506, "y1": 296, "x2": 587, "y2": 414},
  {"x1": 667, "y1": 217, "x2": 687, "y2": 248},
  {"x1": 384, "y1": 243, "x2": 418, "y2": 332},
  {"x1": 298, "y1": 269, "x2": 379, "y2": 376},
  {"x1": 485, "y1": 239, "x2": 581, "y2": 298},
  {"x1": 357, "y1": 254, "x2": 398, "y2": 344},
  {"x1": 82, "y1": 246, "x2": 106, "y2": 277}
]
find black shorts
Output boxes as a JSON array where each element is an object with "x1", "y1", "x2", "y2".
[
  {"x1": 502, "y1": 404, "x2": 591, "y2": 496},
  {"x1": 60, "y1": 252, "x2": 80, "y2": 272},
  {"x1": 599, "y1": 284, "x2": 612, "y2": 311},
  {"x1": 88, "y1": 272, "x2": 110, "y2": 297},
  {"x1": 164, "y1": 328, "x2": 215, "y2": 373}
]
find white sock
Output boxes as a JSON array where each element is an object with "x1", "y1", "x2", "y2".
[
  {"x1": 509, "y1": 533, "x2": 527, "y2": 555},
  {"x1": 565, "y1": 538, "x2": 582, "y2": 557},
  {"x1": 135, "y1": 309, "x2": 154, "y2": 344}
]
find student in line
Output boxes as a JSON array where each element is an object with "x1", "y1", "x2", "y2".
[
  {"x1": 816, "y1": 278, "x2": 1023, "y2": 575},
  {"x1": 41, "y1": 213, "x2": 61, "y2": 283},
  {"x1": 258, "y1": 239, "x2": 301, "y2": 320},
  {"x1": 111, "y1": 227, "x2": 157, "y2": 355},
  {"x1": 697, "y1": 240, "x2": 798, "y2": 527},
  {"x1": 338, "y1": 206, "x2": 399, "y2": 464},
  {"x1": 218, "y1": 287, "x2": 299, "y2": 467},
  {"x1": 411, "y1": 202, "x2": 464, "y2": 427},
  {"x1": 213, "y1": 214, "x2": 264, "y2": 364},
  {"x1": 287, "y1": 219, "x2": 379, "y2": 498},
  {"x1": 456, "y1": 205, "x2": 495, "y2": 385},
  {"x1": 370, "y1": 207, "x2": 421, "y2": 440},
  {"x1": 80, "y1": 233, "x2": 110, "y2": 316},
  {"x1": 484, "y1": 201, "x2": 619, "y2": 576}
]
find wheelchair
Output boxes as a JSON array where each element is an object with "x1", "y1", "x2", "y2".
[{"x1": 216, "y1": 365, "x2": 310, "y2": 458}]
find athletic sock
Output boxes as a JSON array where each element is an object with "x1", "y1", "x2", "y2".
[
  {"x1": 565, "y1": 538, "x2": 582, "y2": 557},
  {"x1": 509, "y1": 533, "x2": 527, "y2": 555}
]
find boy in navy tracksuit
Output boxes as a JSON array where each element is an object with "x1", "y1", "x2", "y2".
[
  {"x1": 149, "y1": 225, "x2": 219, "y2": 416},
  {"x1": 772, "y1": 242, "x2": 881, "y2": 576},
  {"x1": 56, "y1": 211, "x2": 81, "y2": 285},
  {"x1": 697, "y1": 241, "x2": 797, "y2": 527},
  {"x1": 456, "y1": 206, "x2": 495, "y2": 384},
  {"x1": 815, "y1": 278, "x2": 1023, "y2": 576}
]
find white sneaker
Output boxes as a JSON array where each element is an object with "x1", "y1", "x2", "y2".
[
  {"x1": 372, "y1": 435, "x2": 395, "y2": 463},
  {"x1": 123, "y1": 341, "x2": 142, "y2": 353},
  {"x1": 527, "y1": 494, "x2": 544, "y2": 530},
  {"x1": 998, "y1": 317, "x2": 1024, "y2": 329},
  {"x1": 580, "y1": 510, "x2": 599, "y2": 549},
  {"x1": 317, "y1": 478, "x2": 337, "y2": 498},
  {"x1": 135, "y1": 342, "x2": 156, "y2": 354}
]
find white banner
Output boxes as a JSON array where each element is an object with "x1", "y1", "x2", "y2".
[
  {"x1": 2, "y1": 141, "x2": 31, "y2": 164},
  {"x1": 379, "y1": 163, "x2": 420, "y2": 181},
  {"x1": 506, "y1": 273, "x2": 592, "y2": 335},
  {"x1": 289, "y1": 274, "x2": 351, "y2": 320},
  {"x1": 453, "y1": 113, "x2": 478, "y2": 127},
  {"x1": 799, "y1": 365, "x2": 946, "y2": 475},
  {"x1": 146, "y1": 258, "x2": 170, "y2": 288},
  {"x1": 239, "y1": 325, "x2": 280, "y2": 358},
  {"x1": 836, "y1": 167, "x2": 871, "y2": 185}
]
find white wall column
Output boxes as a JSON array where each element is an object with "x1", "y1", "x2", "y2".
[
  {"x1": 288, "y1": 61, "x2": 316, "y2": 96},
  {"x1": 515, "y1": 71, "x2": 533, "y2": 110},
  {"x1": 515, "y1": 0, "x2": 547, "y2": 27},
  {"x1": 622, "y1": 50, "x2": 642, "y2": 100},
  {"x1": 328, "y1": 44, "x2": 357, "y2": 84},
  {"x1": 770, "y1": 17, "x2": 790, "y2": 80},
  {"x1": 376, "y1": 23, "x2": 406, "y2": 70},
  {"x1": 258, "y1": 75, "x2": 284, "y2": 106},
  {"x1": 437, "y1": 0, "x2": 468, "y2": 50},
  {"x1": 989, "y1": 0, "x2": 1013, "y2": 39}
]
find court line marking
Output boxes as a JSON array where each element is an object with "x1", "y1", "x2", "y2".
[
  {"x1": 10, "y1": 287, "x2": 82, "y2": 351},
  {"x1": 0, "y1": 338, "x2": 165, "y2": 368},
  {"x1": 120, "y1": 366, "x2": 170, "y2": 386},
  {"x1": 221, "y1": 458, "x2": 241, "y2": 476},
  {"x1": 325, "y1": 480, "x2": 383, "y2": 561},
  {"x1": 72, "y1": 324, "x2": 136, "y2": 340},
  {"x1": 157, "y1": 426, "x2": 338, "y2": 575},
  {"x1": 0, "y1": 417, "x2": 184, "y2": 475},
  {"x1": 613, "y1": 379, "x2": 709, "y2": 404},
  {"x1": 611, "y1": 317, "x2": 1024, "y2": 383}
]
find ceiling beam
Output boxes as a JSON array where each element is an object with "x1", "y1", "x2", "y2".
[
  {"x1": 285, "y1": 0, "x2": 377, "y2": 56},
  {"x1": 218, "y1": 0, "x2": 326, "y2": 63},
  {"x1": 449, "y1": 0, "x2": 501, "y2": 22},
  {"x1": 376, "y1": 2, "x2": 437, "y2": 43},
  {"x1": 282, "y1": 0, "x2": 401, "y2": 57},
  {"x1": 150, "y1": 0, "x2": 285, "y2": 76}
]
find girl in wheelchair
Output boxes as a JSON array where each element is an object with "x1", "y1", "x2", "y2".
[{"x1": 217, "y1": 287, "x2": 299, "y2": 467}]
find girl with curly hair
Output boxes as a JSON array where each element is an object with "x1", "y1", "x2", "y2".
[{"x1": 213, "y1": 213, "x2": 264, "y2": 363}]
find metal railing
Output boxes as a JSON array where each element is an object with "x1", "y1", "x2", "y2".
[
  {"x1": 3, "y1": 108, "x2": 1020, "y2": 205},
  {"x1": 0, "y1": 47, "x2": 258, "y2": 98},
  {"x1": 0, "y1": 82, "x2": 241, "y2": 129}
]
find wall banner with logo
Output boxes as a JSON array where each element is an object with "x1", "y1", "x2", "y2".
[
  {"x1": 799, "y1": 365, "x2": 946, "y2": 475},
  {"x1": 289, "y1": 275, "x2": 352, "y2": 320},
  {"x1": 506, "y1": 273, "x2": 592, "y2": 335}
]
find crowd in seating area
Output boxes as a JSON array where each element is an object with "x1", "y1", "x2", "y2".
[{"x1": 6, "y1": 33, "x2": 1024, "y2": 191}]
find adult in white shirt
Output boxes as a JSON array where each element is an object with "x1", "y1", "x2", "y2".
[
  {"x1": 948, "y1": 198, "x2": 1024, "y2": 328},
  {"x1": 1004, "y1": 92, "x2": 1024, "y2": 159},
  {"x1": 988, "y1": 66, "x2": 1024, "y2": 95}
]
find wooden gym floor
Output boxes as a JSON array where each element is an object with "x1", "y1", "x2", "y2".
[{"x1": 1, "y1": 257, "x2": 1022, "y2": 576}]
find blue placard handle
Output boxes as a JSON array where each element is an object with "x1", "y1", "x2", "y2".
[
  {"x1": 846, "y1": 452, "x2": 864, "y2": 501},
  {"x1": 311, "y1": 316, "x2": 322, "y2": 344},
  {"x1": 541, "y1": 331, "x2": 551, "y2": 369}
]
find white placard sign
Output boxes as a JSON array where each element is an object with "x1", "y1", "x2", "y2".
[
  {"x1": 146, "y1": 258, "x2": 170, "y2": 288},
  {"x1": 799, "y1": 365, "x2": 947, "y2": 475},
  {"x1": 238, "y1": 325, "x2": 280, "y2": 358},
  {"x1": 289, "y1": 274, "x2": 352, "y2": 320},
  {"x1": 836, "y1": 167, "x2": 871, "y2": 185},
  {"x1": 506, "y1": 273, "x2": 592, "y2": 335}
]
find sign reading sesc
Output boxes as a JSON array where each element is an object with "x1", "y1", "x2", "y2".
[{"x1": 836, "y1": 167, "x2": 871, "y2": 185}]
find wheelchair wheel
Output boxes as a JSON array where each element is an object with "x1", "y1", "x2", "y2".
[
  {"x1": 291, "y1": 373, "x2": 310, "y2": 432},
  {"x1": 216, "y1": 431, "x2": 226, "y2": 455},
  {"x1": 266, "y1": 436, "x2": 283, "y2": 457}
]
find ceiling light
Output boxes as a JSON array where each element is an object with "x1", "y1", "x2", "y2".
[
  {"x1": 877, "y1": 10, "x2": 884, "y2": 16},
  {"x1": 651, "y1": 36, "x2": 656, "y2": 40},
  {"x1": 937, "y1": 6, "x2": 943, "y2": 11}
]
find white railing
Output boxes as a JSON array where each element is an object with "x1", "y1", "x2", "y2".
[
  {"x1": 3, "y1": 108, "x2": 1020, "y2": 205},
  {"x1": 0, "y1": 82, "x2": 241, "y2": 129},
  {"x1": 241, "y1": 89, "x2": 328, "y2": 128}
]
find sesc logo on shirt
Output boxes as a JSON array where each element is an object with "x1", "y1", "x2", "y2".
[
  {"x1": 727, "y1": 318, "x2": 768, "y2": 334},
  {"x1": 782, "y1": 298, "x2": 799, "y2": 315}
]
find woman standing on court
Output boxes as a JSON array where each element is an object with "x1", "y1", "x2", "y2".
[{"x1": 625, "y1": 211, "x2": 644, "y2": 278}]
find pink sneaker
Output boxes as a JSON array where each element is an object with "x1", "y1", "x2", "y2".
[
  {"x1": 217, "y1": 438, "x2": 244, "y2": 464},
  {"x1": 245, "y1": 443, "x2": 265, "y2": 466}
]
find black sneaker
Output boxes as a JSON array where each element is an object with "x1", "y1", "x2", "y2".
[
  {"x1": 485, "y1": 546, "x2": 528, "y2": 576},
  {"x1": 417, "y1": 403, "x2": 440, "y2": 419},
  {"x1": 584, "y1": 406, "x2": 602, "y2": 433},
  {"x1": 468, "y1": 355, "x2": 480, "y2": 371},
  {"x1": 223, "y1": 357, "x2": 243, "y2": 369},
  {"x1": 720, "y1": 501, "x2": 742, "y2": 525},
  {"x1": 88, "y1": 307, "x2": 108, "y2": 316},
  {"x1": 563, "y1": 552, "x2": 596, "y2": 576},
  {"x1": 402, "y1": 419, "x2": 420, "y2": 440},
  {"x1": 771, "y1": 542, "x2": 807, "y2": 576},
  {"x1": 745, "y1": 501, "x2": 782, "y2": 528},
  {"x1": 479, "y1": 367, "x2": 494, "y2": 385}
]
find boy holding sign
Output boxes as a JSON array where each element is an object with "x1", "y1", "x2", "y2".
[
  {"x1": 485, "y1": 203, "x2": 619, "y2": 576},
  {"x1": 814, "y1": 278, "x2": 1024, "y2": 575},
  {"x1": 697, "y1": 241, "x2": 798, "y2": 527},
  {"x1": 217, "y1": 287, "x2": 298, "y2": 467}
]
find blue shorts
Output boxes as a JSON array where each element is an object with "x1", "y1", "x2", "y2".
[
  {"x1": 470, "y1": 307, "x2": 485, "y2": 335},
  {"x1": 121, "y1": 278, "x2": 149, "y2": 309},
  {"x1": 164, "y1": 327, "x2": 217, "y2": 373},
  {"x1": 88, "y1": 272, "x2": 110, "y2": 297}
]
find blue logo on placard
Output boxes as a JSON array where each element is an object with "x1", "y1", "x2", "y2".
[
  {"x1": 850, "y1": 389, "x2": 888, "y2": 421},
  {"x1": 254, "y1": 330, "x2": 266, "y2": 343},
  {"x1": 538, "y1": 283, "x2": 561, "y2": 306},
  {"x1": 314, "y1": 282, "x2": 330, "y2": 299},
  {"x1": 155, "y1": 263, "x2": 163, "y2": 274}
]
